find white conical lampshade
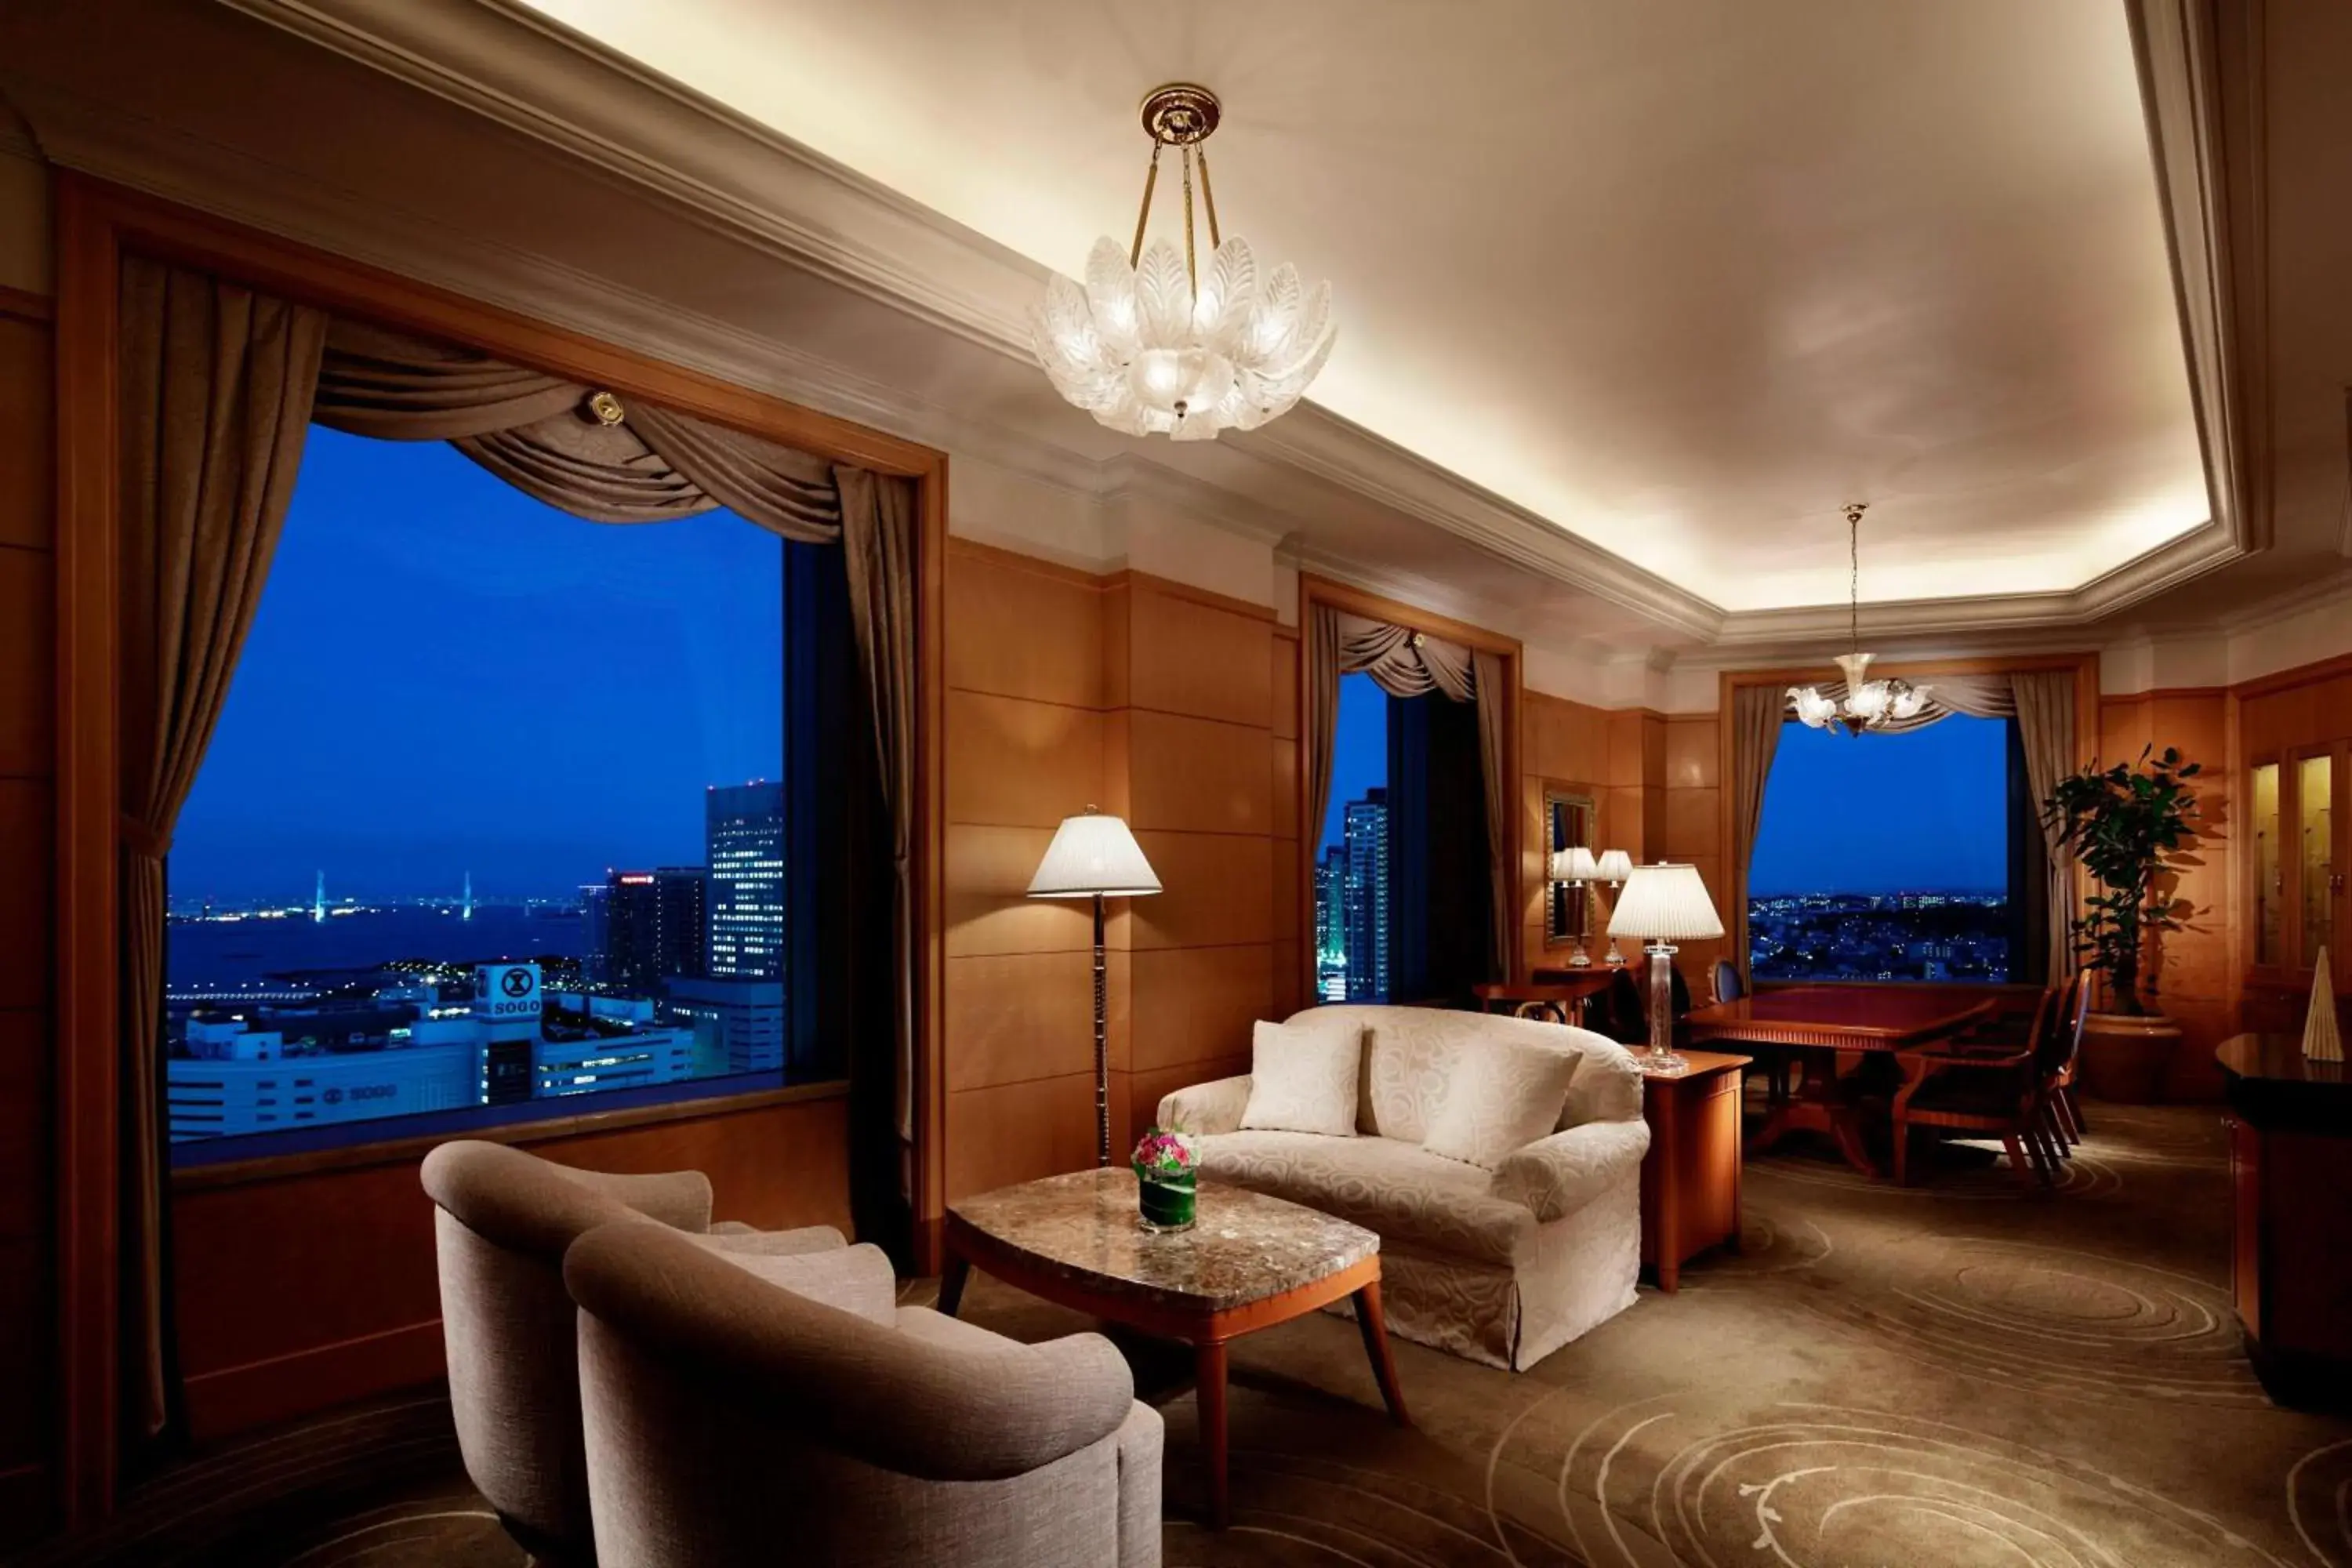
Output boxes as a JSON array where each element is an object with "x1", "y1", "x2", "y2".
[
  {"x1": 1595, "y1": 849, "x2": 1635, "y2": 884},
  {"x1": 1608, "y1": 862, "x2": 1723, "y2": 941},
  {"x1": 1552, "y1": 846, "x2": 1600, "y2": 883},
  {"x1": 1027, "y1": 811, "x2": 1162, "y2": 898}
]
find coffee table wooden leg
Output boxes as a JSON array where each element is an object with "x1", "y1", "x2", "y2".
[
  {"x1": 1196, "y1": 1339, "x2": 1231, "y2": 1528},
  {"x1": 1353, "y1": 1283, "x2": 1411, "y2": 1425},
  {"x1": 936, "y1": 1252, "x2": 971, "y2": 1318}
]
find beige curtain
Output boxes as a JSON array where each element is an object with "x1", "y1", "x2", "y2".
[
  {"x1": 1728, "y1": 683, "x2": 1788, "y2": 985},
  {"x1": 118, "y1": 257, "x2": 328, "y2": 1436},
  {"x1": 1471, "y1": 650, "x2": 1512, "y2": 982},
  {"x1": 1334, "y1": 612, "x2": 1475, "y2": 701},
  {"x1": 2011, "y1": 670, "x2": 2079, "y2": 980},
  {"x1": 1302, "y1": 604, "x2": 1345, "y2": 858},
  {"x1": 835, "y1": 467, "x2": 920, "y2": 1187},
  {"x1": 311, "y1": 320, "x2": 843, "y2": 538}
]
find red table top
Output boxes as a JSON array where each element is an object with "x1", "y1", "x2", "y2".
[{"x1": 1683, "y1": 985, "x2": 1996, "y2": 1046}]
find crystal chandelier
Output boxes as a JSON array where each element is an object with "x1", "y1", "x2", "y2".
[
  {"x1": 1032, "y1": 84, "x2": 1336, "y2": 441},
  {"x1": 1788, "y1": 503, "x2": 1932, "y2": 735}
]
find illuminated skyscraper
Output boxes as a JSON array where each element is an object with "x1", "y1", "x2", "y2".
[
  {"x1": 706, "y1": 782, "x2": 786, "y2": 982},
  {"x1": 1341, "y1": 789, "x2": 1390, "y2": 1002}
]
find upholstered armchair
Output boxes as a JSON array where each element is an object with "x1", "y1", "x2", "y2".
[
  {"x1": 419, "y1": 1139, "x2": 843, "y2": 1565},
  {"x1": 563, "y1": 1220, "x2": 1164, "y2": 1568}
]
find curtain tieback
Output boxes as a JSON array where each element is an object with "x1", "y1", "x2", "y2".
[{"x1": 118, "y1": 813, "x2": 171, "y2": 859}]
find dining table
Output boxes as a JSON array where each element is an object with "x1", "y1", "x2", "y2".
[{"x1": 1681, "y1": 984, "x2": 1998, "y2": 1178}]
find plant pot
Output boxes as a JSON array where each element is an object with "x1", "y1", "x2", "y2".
[
  {"x1": 2078, "y1": 1011, "x2": 2182, "y2": 1104},
  {"x1": 1135, "y1": 1173, "x2": 1196, "y2": 1232}
]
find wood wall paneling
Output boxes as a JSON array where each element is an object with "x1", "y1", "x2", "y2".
[{"x1": 171, "y1": 1094, "x2": 852, "y2": 1439}]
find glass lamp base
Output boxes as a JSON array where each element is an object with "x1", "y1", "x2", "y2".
[
  {"x1": 1604, "y1": 941, "x2": 1628, "y2": 967},
  {"x1": 1642, "y1": 1046, "x2": 1690, "y2": 1074},
  {"x1": 1566, "y1": 942, "x2": 1592, "y2": 969}
]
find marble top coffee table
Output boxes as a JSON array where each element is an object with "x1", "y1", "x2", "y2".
[{"x1": 941, "y1": 1167, "x2": 1408, "y2": 1528}]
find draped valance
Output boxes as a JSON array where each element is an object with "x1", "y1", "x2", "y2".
[
  {"x1": 313, "y1": 320, "x2": 843, "y2": 536},
  {"x1": 1334, "y1": 612, "x2": 1479, "y2": 702}
]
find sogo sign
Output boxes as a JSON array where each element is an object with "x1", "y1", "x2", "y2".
[{"x1": 477, "y1": 963, "x2": 541, "y2": 1021}]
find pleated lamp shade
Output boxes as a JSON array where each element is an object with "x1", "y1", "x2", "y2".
[
  {"x1": 1026, "y1": 811, "x2": 1163, "y2": 898},
  {"x1": 1550, "y1": 846, "x2": 1601, "y2": 884},
  {"x1": 1595, "y1": 848, "x2": 1635, "y2": 884},
  {"x1": 1607, "y1": 862, "x2": 1723, "y2": 941}
]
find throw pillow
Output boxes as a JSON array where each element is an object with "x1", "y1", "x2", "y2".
[
  {"x1": 1240, "y1": 1018, "x2": 1363, "y2": 1138},
  {"x1": 701, "y1": 1237, "x2": 898, "y2": 1324},
  {"x1": 1420, "y1": 1039, "x2": 1583, "y2": 1170}
]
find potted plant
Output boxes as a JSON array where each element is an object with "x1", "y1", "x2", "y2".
[
  {"x1": 1131, "y1": 1126, "x2": 1199, "y2": 1232},
  {"x1": 2042, "y1": 744, "x2": 2202, "y2": 1102}
]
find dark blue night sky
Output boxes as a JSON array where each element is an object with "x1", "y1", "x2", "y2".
[
  {"x1": 1321, "y1": 673, "x2": 1387, "y2": 854},
  {"x1": 1750, "y1": 716, "x2": 2009, "y2": 895},
  {"x1": 171, "y1": 428, "x2": 784, "y2": 904}
]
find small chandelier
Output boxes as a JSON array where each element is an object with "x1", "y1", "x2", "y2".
[
  {"x1": 1788, "y1": 503, "x2": 1931, "y2": 735},
  {"x1": 1031, "y1": 84, "x2": 1337, "y2": 441}
]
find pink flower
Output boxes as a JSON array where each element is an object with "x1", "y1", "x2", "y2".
[{"x1": 1131, "y1": 1125, "x2": 1197, "y2": 1176}]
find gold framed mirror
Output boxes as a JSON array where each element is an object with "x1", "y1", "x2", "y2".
[{"x1": 1543, "y1": 783, "x2": 1596, "y2": 946}]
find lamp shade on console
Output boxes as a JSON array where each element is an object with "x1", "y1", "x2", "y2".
[
  {"x1": 1028, "y1": 810, "x2": 1160, "y2": 1165},
  {"x1": 1609, "y1": 864, "x2": 1722, "y2": 1071}
]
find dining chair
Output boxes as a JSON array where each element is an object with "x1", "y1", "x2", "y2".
[
  {"x1": 1710, "y1": 958, "x2": 1743, "y2": 1005},
  {"x1": 1891, "y1": 985, "x2": 2061, "y2": 1190},
  {"x1": 2048, "y1": 973, "x2": 2092, "y2": 1143}
]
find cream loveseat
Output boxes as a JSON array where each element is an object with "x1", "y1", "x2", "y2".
[{"x1": 1158, "y1": 1005, "x2": 1649, "y2": 1371}]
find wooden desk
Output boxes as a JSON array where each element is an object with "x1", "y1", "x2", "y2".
[
  {"x1": 1638, "y1": 1048, "x2": 1750, "y2": 1290},
  {"x1": 1473, "y1": 974, "x2": 1615, "y2": 1026},
  {"x1": 2217, "y1": 1033, "x2": 2352, "y2": 1405},
  {"x1": 1683, "y1": 986, "x2": 1995, "y2": 1177}
]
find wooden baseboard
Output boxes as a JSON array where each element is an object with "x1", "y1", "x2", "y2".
[{"x1": 182, "y1": 1319, "x2": 446, "y2": 1441}]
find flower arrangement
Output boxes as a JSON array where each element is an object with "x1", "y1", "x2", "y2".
[
  {"x1": 1132, "y1": 1126, "x2": 1196, "y2": 1181},
  {"x1": 1131, "y1": 1125, "x2": 1198, "y2": 1232}
]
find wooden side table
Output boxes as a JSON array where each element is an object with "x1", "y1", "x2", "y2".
[{"x1": 1636, "y1": 1047, "x2": 1750, "y2": 1290}]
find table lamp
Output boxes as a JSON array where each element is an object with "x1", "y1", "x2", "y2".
[
  {"x1": 1028, "y1": 808, "x2": 1162, "y2": 1164},
  {"x1": 1607, "y1": 862, "x2": 1722, "y2": 1073},
  {"x1": 1595, "y1": 849, "x2": 1635, "y2": 967},
  {"x1": 1549, "y1": 846, "x2": 1600, "y2": 967}
]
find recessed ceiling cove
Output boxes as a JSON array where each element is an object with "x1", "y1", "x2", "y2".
[{"x1": 519, "y1": 0, "x2": 2209, "y2": 615}]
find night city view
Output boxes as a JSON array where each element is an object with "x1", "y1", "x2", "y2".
[
  {"x1": 1314, "y1": 673, "x2": 1391, "y2": 1002},
  {"x1": 165, "y1": 430, "x2": 800, "y2": 1152},
  {"x1": 1748, "y1": 715, "x2": 2015, "y2": 982}
]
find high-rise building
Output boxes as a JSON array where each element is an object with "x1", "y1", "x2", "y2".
[
  {"x1": 601, "y1": 872, "x2": 665, "y2": 994},
  {"x1": 1314, "y1": 848, "x2": 1348, "y2": 1002},
  {"x1": 1341, "y1": 788, "x2": 1390, "y2": 1001},
  {"x1": 600, "y1": 866, "x2": 710, "y2": 996},
  {"x1": 707, "y1": 782, "x2": 786, "y2": 982}
]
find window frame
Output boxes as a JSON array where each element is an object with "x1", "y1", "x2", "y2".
[
  {"x1": 1715, "y1": 656, "x2": 2100, "y2": 993},
  {"x1": 1293, "y1": 574, "x2": 1524, "y2": 1006},
  {"x1": 51, "y1": 176, "x2": 949, "y2": 1513}
]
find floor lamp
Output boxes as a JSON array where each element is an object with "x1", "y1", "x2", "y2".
[
  {"x1": 1027, "y1": 808, "x2": 1162, "y2": 1166},
  {"x1": 1607, "y1": 862, "x2": 1722, "y2": 1074}
]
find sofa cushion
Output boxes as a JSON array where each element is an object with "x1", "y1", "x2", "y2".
[
  {"x1": 1241, "y1": 1018, "x2": 1362, "y2": 1138},
  {"x1": 1192, "y1": 1131, "x2": 1535, "y2": 1267},
  {"x1": 1421, "y1": 1036, "x2": 1583, "y2": 1170}
]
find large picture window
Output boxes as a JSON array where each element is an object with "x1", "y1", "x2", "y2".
[
  {"x1": 165, "y1": 428, "x2": 861, "y2": 1159},
  {"x1": 1748, "y1": 715, "x2": 2024, "y2": 983}
]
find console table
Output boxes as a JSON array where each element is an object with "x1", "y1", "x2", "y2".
[
  {"x1": 2217, "y1": 1033, "x2": 2352, "y2": 1404},
  {"x1": 1637, "y1": 1047, "x2": 1751, "y2": 1290}
]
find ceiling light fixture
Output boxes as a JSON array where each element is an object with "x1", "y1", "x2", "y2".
[
  {"x1": 1788, "y1": 503, "x2": 1931, "y2": 735},
  {"x1": 1031, "y1": 84, "x2": 1336, "y2": 441}
]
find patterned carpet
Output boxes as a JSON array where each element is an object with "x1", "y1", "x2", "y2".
[{"x1": 26, "y1": 1104, "x2": 2352, "y2": 1566}]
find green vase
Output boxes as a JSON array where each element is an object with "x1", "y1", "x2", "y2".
[{"x1": 1136, "y1": 1171, "x2": 1197, "y2": 1232}]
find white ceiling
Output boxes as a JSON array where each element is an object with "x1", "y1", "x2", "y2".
[{"x1": 518, "y1": 0, "x2": 2209, "y2": 615}]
